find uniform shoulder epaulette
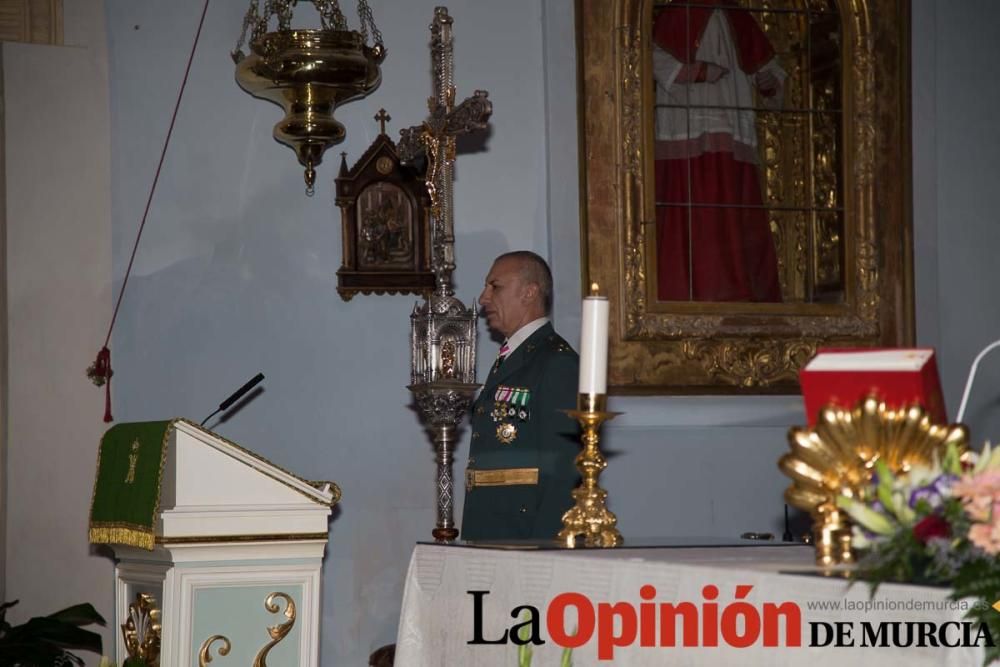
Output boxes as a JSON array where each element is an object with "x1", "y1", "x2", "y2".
[{"x1": 546, "y1": 334, "x2": 574, "y2": 354}]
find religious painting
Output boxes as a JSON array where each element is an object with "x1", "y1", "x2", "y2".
[
  {"x1": 356, "y1": 182, "x2": 414, "y2": 270},
  {"x1": 336, "y1": 111, "x2": 434, "y2": 300},
  {"x1": 578, "y1": 0, "x2": 912, "y2": 393}
]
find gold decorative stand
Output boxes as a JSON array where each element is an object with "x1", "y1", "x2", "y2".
[
  {"x1": 558, "y1": 394, "x2": 623, "y2": 548},
  {"x1": 780, "y1": 395, "x2": 969, "y2": 566},
  {"x1": 812, "y1": 506, "x2": 855, "y2": 568}
]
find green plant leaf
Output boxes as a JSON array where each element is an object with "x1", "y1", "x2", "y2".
[
  {"x1": 518, "y1": 642, "x2": 532, "y2": 667},
  {"x1": 12, "y1": 618, "x2": 103, "y2": 652},
  {"x1": 942, "y1": 443, "x2": 961, "y2": 475},
  {"x1": 0, "y1": 600, "x2": 104, "y2": 667},
  {"x1": 0, "y1": 600, "x2": 16, "y2": 634},
  {"x1": 558, "y1": 627, "x2": 576, "y2": 667},
  {"x1": 0, "y1": 639, "x2": 69, "y2": 667},
  {"x1": 47, "y1": 603, "x2": 106, "y2": 627},
  {"x1": 517, "y1": 610, "x2": 533, "y2": 667}
]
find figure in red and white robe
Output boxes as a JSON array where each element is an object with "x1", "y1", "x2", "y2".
[{"x1": 653, "y1": 1, "x2": 784, "y2": 302}]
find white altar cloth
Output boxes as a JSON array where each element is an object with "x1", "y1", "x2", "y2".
[{"x1": 395, "y1": 542, "x2": 986, "y2": 666}]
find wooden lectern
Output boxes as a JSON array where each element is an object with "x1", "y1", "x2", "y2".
[{"x1": 92, "y1": 419, "x2": 338, "y2": 666}]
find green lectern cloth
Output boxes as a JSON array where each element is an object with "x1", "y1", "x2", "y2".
[{"x1": 89, "y1": 420, "x2": 173, "y2": 550}]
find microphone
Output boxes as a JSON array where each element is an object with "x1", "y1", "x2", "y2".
[{"x1": 201, "y1": 372, "x2": 265, "y2": 426}]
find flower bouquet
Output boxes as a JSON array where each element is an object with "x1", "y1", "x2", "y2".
[{"x1": 838, "y1": 442, "x2": 1000, "y2": 664}]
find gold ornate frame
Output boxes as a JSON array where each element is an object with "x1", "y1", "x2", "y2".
[{"x1": 577, "y1": 0, "x2": 912, "y2": 393}]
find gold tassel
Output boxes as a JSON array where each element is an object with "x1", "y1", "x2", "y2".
[{"x1": 89, "y1": 525, "x2": 154, "y2": 550}]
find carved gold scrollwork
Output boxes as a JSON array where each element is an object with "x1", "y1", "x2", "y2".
[
  {"x1": 252, "y1": 592, "x2": 297, "y2": 667},
  {"x1": 621, "y1": 21, "x2": 646, "y2": 334},
  {"x1": 195, "y1": 592, "x2": 296, "y2": 667},
  {"x1": 121, "y1": 593, "x2": 161, "y2": 666},
  {"x1": 846, "y1": 2, "x2": 880, "y2": 325},
  {"x1": 198, "y1": 635, "x2": 231, "y2": 666},
  {"x1": 682, "y1": 339, "x2": 819, "y2": 388}
]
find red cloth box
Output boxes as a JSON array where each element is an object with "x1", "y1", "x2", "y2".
[{"x1": 799, "y1": 348, "x2": 947, "y2": 426}]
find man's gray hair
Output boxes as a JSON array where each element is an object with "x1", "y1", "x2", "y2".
[{"x1": 496, "y1": 250, "x2": 553, "y2": 313}]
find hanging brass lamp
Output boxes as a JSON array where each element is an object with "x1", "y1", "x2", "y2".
[{"x1": 232, "y1": 0, "x2": 386, "y2": 194}]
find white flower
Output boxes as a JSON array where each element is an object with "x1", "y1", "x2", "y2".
[{"x1": 837, "y1": 496, "x2": 896, "y2": 535}]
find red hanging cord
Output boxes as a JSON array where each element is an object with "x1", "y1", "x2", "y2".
[{"x1": 87, "y1": 0, "x2": 213, "y2": 422}]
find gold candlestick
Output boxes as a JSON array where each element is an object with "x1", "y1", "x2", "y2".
[{"x1": 558, "y1": 393, "x2": 623, "y2": 548}]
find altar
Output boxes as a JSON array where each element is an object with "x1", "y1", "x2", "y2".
[{"x1": 395, "y1": 541, "x2": 985, "y2": 666}]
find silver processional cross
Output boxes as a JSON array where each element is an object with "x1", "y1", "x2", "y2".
[
  {"x1": 404, "y1": 6, "x2": 492, "y2": 542},
  {"x1": 398, "y1": 6, "x2": 492, "y2": 297}
]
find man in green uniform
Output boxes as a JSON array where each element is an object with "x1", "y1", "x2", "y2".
[{"x1": 461, "y1": 251, "x2": 580, "y2": 541}]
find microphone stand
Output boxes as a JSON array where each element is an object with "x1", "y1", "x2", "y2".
[
  {"x1": 201, "y1": 373, "x2": 265, "y2": 426},
  {"x1": 956, "y1": 339, "x2": 1000, "y2": 423}
]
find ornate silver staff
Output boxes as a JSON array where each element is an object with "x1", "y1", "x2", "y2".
[{"x1": 403, "y1": 6, "x2": 492, "y2": 542}]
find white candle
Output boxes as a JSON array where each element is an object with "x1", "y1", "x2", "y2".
[{"x1": 579, "y1": 285, "x2": 609, "y2": 394}]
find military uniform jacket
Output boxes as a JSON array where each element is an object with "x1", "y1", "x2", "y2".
[{"x1": 461, "y1": 322, "x2": 580, "y2": 541}]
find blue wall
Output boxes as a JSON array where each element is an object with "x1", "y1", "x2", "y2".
[
  {"x1": 103, "y1": 0, "x2": 1000, "y2": 664},
  {"x1": 912, "y1": 0, "x2": 1000, "y2": 439},
  {"x1": 107, "y1": 1, "x2": 549, "y2": 662}
]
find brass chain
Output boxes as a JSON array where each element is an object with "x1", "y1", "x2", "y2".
[
  {"x1": 312, "y1": 0, "x2": 349, "y2": 31},
  {"x1": 356, "y1": 0, "x2": 384, "y2": 49},
  {"x1": 233, "y1": 0, "x2": 382, "y2": 60}
]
